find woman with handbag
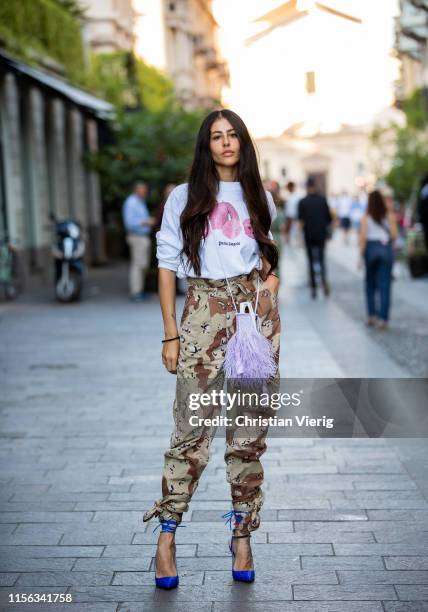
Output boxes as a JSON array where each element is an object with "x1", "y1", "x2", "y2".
[
  {"x1": 358, "y1": 189, "x2": 398, "y2": 329},
  {"x1": 143, "y1": 109, "x2": 281, "y2": 588}
]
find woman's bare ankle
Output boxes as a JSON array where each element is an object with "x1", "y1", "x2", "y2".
[
  {"x1": 155, "y1": 533, "x2": 176, "y2": 577},
  {"x1": 158, "y1": 532, "x2": 175, "y2": 546},
  {"x1": 232, "y1": 534, "x2": 253, "y2": 570}
]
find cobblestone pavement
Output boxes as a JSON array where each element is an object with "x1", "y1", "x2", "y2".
[
  {"x1": 1, "y1": 236, "x2": 428, "y2": 611},
  {"x1": 325, "y1": 233, "x2": 428, "y2": 378}
]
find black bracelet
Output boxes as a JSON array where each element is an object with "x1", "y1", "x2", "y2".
[{"x1": 162, "y1": 335, "x2": 180, "y2": 343}]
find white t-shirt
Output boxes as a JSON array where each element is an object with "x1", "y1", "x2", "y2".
[
  {"x1": 367, "y1": 215, "x2": 390, "y2": 243},
  {"x1": 336, "y1": 195, "x2": 353, "y2": 218},
  {"x1": 156, "y1": 181, "x2": 277, "y2": 279},
  {"x1": 286, "y1": 192, "x2": 302, "y2": 219}
]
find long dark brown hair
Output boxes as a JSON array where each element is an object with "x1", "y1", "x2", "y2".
[
  {"x1": 179, "y1": 109, "x2": 278, "y2": 277},
  {"x1": 367, "y1": 190, "x2": 387, "y2": 225}
]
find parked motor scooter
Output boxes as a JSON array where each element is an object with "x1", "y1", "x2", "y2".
[
  {"x1": 0, "y1": 232, "x2": 19, "y2": 300},
  {"x1": 51, "y1": 215, "x2": 85, "y2": 302}
]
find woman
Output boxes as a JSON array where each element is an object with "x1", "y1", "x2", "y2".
[
  {"x1": 359, "y1": 189, "x2": 397, "y2": 329},
  {"x1": 143, "y1": 109, "x2": 281, "y2": 588}
]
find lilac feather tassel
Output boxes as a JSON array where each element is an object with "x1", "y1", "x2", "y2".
[{"x1": 224, "y1": 308, "x2": 276, "y2": 386}]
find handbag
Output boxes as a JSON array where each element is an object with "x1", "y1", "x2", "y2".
[{"x1": 210, "y1": 219, "x2": 277, "y2": 386}]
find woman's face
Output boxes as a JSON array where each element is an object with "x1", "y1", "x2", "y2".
[{"x1": 209, "y1": 117, "x2": 240, "y2": 170}]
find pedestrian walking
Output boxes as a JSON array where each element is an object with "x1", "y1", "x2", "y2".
[
  {"x1": 336, "y1": 190, "x2": 353, "y2": 243},
  {"x1": 350, "y1": 191, "x2": 365, "y2": 231},
  {"x1": 122, "y1": 181, "x2": 156, "y2": 301},
  {"x1": 284, "y1": 181, "x2": 302, "y2": 245},
  {"x1": 143, "y1": 109, "x2": 281, "y2": 589},
  {"x1": 359, "y1": 189, "x2": 398, "y2": 329},
  {"x1": 298, "y1": 176, "x2": 332, "y2": 298}
]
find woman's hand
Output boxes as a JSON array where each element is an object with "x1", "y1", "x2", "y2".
[
  {"x1": 262, "y1": 273, "x2": 280, "y2": 295},
  {"x1": 162, "y1": 337, "x2": 180, "y2": 374}
]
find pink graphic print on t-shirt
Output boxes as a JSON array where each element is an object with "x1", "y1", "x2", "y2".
[
  {"x1": 243, "y1": 217, "x2": 255, "y2": 239},
  {"x1": 207, "y1": 201, "x2": 241, "y2": 239}
]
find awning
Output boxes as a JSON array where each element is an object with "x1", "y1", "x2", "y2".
[{"x1": 0, "y1": 50, "x2": 114, "y2": 119}]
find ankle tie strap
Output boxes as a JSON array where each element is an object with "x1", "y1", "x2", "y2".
[
  {"x1": 222, "y1": 510, "x2": 248, "y2": 531},
  {"x1": 152, "y1": 519, "x2": 186, "y2": 534}
]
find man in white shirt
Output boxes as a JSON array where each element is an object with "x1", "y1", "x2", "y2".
[
  {"x1": 285, "y1": 181, "x2": 303, "y2": 246},
  {"x1": 335, "y1": 190, "x2": 353, "y2": 244}
]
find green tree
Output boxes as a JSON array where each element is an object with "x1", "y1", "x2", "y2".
[
  {"x1": 381, "y1": 88, "x2": 428, "y2": 204},
  {"x1": 87, "y1": 103, "x2": 206, "y2": 260},
  {"x1": 54, "y1": 0, "x2": 85, "y2": 17},
  {"x1": 86, "y1": 51, "x2": 175, "y2": 111},
  {"x1": 135, "y1": 59, "x2": 175, "y2": 112},
  {"x1": 88, "y1": 103, "x2": 206, "y2": 212},
  {"x1": 0, "y1": 0, "x2": 85, "y2": 84},
  {"x1": 385, "y1": 128, "x2": 428, "y2": 204}
]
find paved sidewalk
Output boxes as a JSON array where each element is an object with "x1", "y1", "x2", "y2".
[
  {"x1": 281, "y1": 230, "x2": 427, "y2": 378},
  {"x1": 1, "y1": 243, "x2": 428, "y2": 611}
]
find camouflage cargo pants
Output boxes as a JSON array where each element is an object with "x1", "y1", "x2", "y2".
[{"x1": 143, "y1": 267, "x2": 281, "y2": 534}]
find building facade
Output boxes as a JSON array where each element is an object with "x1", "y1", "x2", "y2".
[
  {"x1": 256, "y1": 123, "x2": 372, "y2": 200},
  {"x1": 134, "y1": 0, "x2": 229, "y2": 107},
  {"x1": 0, "y1": 52, "x2": 113, "y2": 288},
  {"x1": 81, "y1": 0, "x2": 137, "y2": 53},
  {"x1": 0, "y1": 0, "x2": 142, "y2": 291},
  {"x1": 394, "y1": 0, "x2": 428, "y2": 102}
]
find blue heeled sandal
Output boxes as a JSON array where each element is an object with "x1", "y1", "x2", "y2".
[
  {"x1": 222, "y1": 510, "x2": 255, "y2": 583},
  {"x1": 153, "y1": 519, "x2": 184, "y2": 589},
  {"x1": 229, "y1": 533, "x2": 255, "y2": 583}
]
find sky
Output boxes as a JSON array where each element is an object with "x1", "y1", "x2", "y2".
[
  {"x1": 212, "y1": 0, "x2": 401, "y2": 138},
  {"x1": 133, "y1": 0, "x2": 166, "y2": 69}
]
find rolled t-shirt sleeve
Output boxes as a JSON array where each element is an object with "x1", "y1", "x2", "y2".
[{"x1": 156, "y1": 186, "x2": 185, "y2": 272}]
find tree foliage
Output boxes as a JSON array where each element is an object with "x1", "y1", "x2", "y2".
[
  {"x1": 135, "y1": 58, "x2": 175, "y2": 112},
  {"x1": 385, "y1": 128, "x2": 428, "y2": 204},
  {"x1": 54, "y1": 0, "x2": 86, "y2": 17},
  {"x1": 87, "y1": 103, "x2": 206, "y2": 214},
  {"x1": 86, "y1": 51, "x2": 175, "y2": 112},
  {"x1": 383, "y1": 88, "x2": 428, "y2": 204},
  {"x1": 0, "y1": 2, "x2": 172, "y2": 110},
  {"x1": 0, "y1": 0, "x2": 85, "y2": 83}
]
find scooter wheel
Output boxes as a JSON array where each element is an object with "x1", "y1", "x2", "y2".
[{"x1": 55, "y1": 279, "x2": 77, "y2": 302}]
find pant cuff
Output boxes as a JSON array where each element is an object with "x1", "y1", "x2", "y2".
[
  {"x1": 232, "y1": 491, "x2": 264, "y2": 533},
  {"x1": 143, "y1": 499, "x2": 182, "y2": 525}
]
